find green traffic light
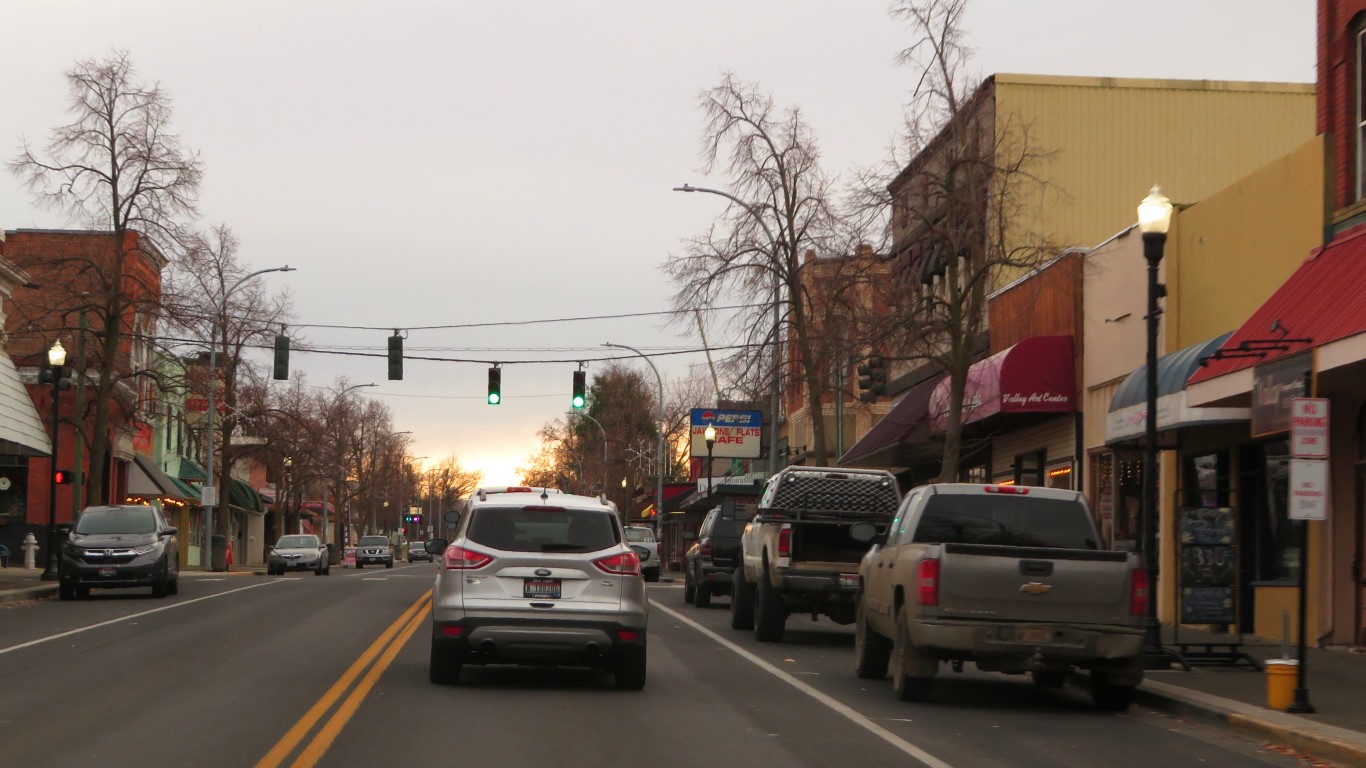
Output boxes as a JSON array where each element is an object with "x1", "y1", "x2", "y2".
[
  {"x1": 571, "y1": 394, "x2": 585, "y2": 409},
  {"x1": 488, "y1": 392, "x2": 501, "y2": 405}
]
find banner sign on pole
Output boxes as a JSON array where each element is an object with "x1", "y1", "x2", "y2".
[{"x1": 690, "y1": 408, "x2": 763, "y2": 458}]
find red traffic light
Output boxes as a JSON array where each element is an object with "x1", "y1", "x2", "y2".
[{"x1": 53, "y1": 469, "x2": 74, "y2": 484}]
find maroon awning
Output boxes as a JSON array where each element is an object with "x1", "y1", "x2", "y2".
[{"x1": 929, "y1": 336, "x2": 1075, "y2": 431}]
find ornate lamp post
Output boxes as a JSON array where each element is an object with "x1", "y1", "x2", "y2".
[
  {"x1": 1136, "y1": 185, "x2": 1175, "y2": 667},
  {"x1": 39, "y1": 340, "x2": 72, "y2": 581},
  {"x1": 602, "y1": 342, "x2": 664, "y2": 539},
  {"x1": 704, "y1": 423, "x2": 717, "y2": 503}
]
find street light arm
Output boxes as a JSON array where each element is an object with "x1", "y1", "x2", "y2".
[{"x1": 602, "y1": 342, "x2": 665, "y2": 536}]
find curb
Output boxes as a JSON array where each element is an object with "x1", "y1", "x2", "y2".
[
  {"x1": 0, "y1": 584, "x2": 58, "y2": 605},
  {"x1": 1122, "y1": 677, "x2": 1366, "y2": 767}
]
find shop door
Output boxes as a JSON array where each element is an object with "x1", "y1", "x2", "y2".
[{"x1": 1356, "y1": 464, "x2": 1366, "y2": 645}]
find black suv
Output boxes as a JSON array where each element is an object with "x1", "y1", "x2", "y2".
[
  {"x1": 683, "y1": 500, "x2": 750, "y2": 608},
  {"x1": 59, "y1": 504, "x2": 179, "y2": 600}
]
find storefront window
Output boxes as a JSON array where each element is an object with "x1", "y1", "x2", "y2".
[
  {"x1": 0, "y1": 463, "x2": 26, "y2": 519},
  {"x1": 961, "y1": 464, "x2": 988, "y2": 483},
  {"x1": 1046, "y1": 461, "x2": 1073, "y2": 490},
  {"x1": 1113, "y1": 455, "x2": 1144, "y2": 553},
  {"x1": 1182, "y1": 452, "x2": 1230, "y2": 508},
  {"x1": 1259, "y1": 441, "x2": 1296, "y2": 582},
  {"x1": 1091, "y1": 453, "x2": 1115, "y2": 547}
]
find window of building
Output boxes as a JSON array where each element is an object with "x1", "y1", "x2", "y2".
[
  {"x1": 1091, "y1": 452, "x2": 1116, "y2": 547},
  {"x1": 1357, "y1": 24, "x2": 1366, "y2": 200},
  {"x1": 1258, "y1": 441, "x2": 1296, "y2": 582},
  {"x1": 1046, "y1": 461, "x2": 1074, "y2": 490}
]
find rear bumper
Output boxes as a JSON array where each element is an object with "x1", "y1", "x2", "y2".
[
  {"x1": 776, "y1": 570, "x2": 862, "y2": 597},
  {"x1": 910, "y1": 619, "x2": 1144, "y2": 661},
  {"x1": 432, "y1": 616, "x2": 646, "y2": 666},
  {"x1": 699, "y1": 563, "x2": 733, "y2": 586}
]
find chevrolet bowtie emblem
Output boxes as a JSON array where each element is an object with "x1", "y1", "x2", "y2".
[{"x1": 1020, "y1": 582, "x2": 1052, "y2": 595}]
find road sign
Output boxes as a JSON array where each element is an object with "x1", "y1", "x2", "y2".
[
  {"x1": 689, "y1": 408, "x2": 763, "y2": 458},
  {"x1": 200, "y1": 485, "x2": 218, "y2": 507},
  {"x1": 1291, "y1": 398, "x2": 1329, "y2": 459},
  {"x1": 1289, "y1": 459, "x2": 1328, "y2": 520}
]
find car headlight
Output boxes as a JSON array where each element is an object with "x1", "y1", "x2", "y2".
[{"x1": 131, "y1": 541, "x2": 163, "y2": 555}]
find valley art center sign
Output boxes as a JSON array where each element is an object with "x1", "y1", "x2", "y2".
[{"x1": 690, "y1": 408, "x2": 763, "y2": 459}]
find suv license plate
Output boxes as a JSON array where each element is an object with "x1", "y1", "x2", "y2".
[
  {"x1": 524, "y1": 579, "x2": 562, "y2": 599},
  {"x1": 99, "y1": 567, "x2": 117, "y2": 577},
  {"x1": 1016, "y1": 627, "x2": 1053, "y2": 643}
]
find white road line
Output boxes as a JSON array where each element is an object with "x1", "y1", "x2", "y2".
[
  {"x1": 650, "y1": 599, "x2": 957, "y2": 768},
  {"x1": 0, "y1": 581, "x2": 278, "y2": 656}
]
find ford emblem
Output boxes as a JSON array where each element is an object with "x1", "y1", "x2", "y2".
[{"x1": 535, "y1": 568, "x2": 552, "y2": 577}]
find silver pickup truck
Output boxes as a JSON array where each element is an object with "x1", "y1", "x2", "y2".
[
  {"x1": 732, "y1": 467, "x2": 900, "y2": 643},
  {"x1": 856, "y1": 483, "x2": 1146, "y2": 710}
]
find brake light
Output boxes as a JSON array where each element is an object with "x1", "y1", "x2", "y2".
[
  {"x1": 778, "y1": 527, "x2": 792, "y2": 558},
  {"x1": 617, "y1": 629, "x2": 640, "y2": 642},
  {"x1": 1130, "y1": 568, "x2": 1149, "y2": 617},
  {"x1": 441, "y1": 625, "x2": 466, "y2": 637},
  {"x1": 917, "y1": 558, "x2": 940, "y2": 606},
  {"x1": 984, "y1": 485, "x2": 1030, "y2": 494},
  {"x1": 700, "y1": 538, "x2": 712, "y2": 558},
  {"x1": 444, "y1": 546, "x2": 494, "y2": 570},
  {"x1": 594, "y1": 550, "x2": 642, "y2": 576}
]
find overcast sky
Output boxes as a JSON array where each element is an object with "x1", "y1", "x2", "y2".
[{"x1": 0, "y1": 1, "x2": 1315, "y2": 485}]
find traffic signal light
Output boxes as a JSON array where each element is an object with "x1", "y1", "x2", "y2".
[
  {"x1": 273, "y1": 334, "x2": 290, "y2": 380},
  {"x1": 571, "y1": 370, "x2": 586, "y2": 409},
  {"x1": 857, "y1": 356, "x2": 888, "y2": 403},
  {"x1": 53, "y1": 469, "x2": 74, "y2": 484},
  {"x1": 388, "y1": 333, "x2": 403, "y2": 381},
  {"x1": 413, "y1": 513, "x2": 423, "y2": 527},
  {"x1": 487, "y1": 367, "x2": 501, "y2": 405}
]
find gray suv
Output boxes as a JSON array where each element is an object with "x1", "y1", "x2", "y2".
[
  {"x1": 425, "y1": 490, "x2": 648, "y2": 689},
  {"x1": 58, "y1": 504, "x2": 179, "y2": 600},
  {"x1": 355, "y1": 535, "x2": 393, "y2": 568}
]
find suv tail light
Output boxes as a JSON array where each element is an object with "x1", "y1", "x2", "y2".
[
  {"x1": 594, "y1": 550, "x2": 642, "y2": 576},
  {"x1": 444, "y1": 546, "x2": 494, "y2": 570},
  {"x1": 777, "y1": 527, "x2": 792, "y2": 558},
  {"x1": 1130, "y1": 568, "x2": 1149, "y2": 617},
  {"x1": 700, "y1": 538, "x2": 712, "y2": 558},
  {"x1": 917, "y1": 558, "x2": 940, "y2": 607},
  {"x1": 984, "y1": 485, "x2": 1029, "y2": 494}
]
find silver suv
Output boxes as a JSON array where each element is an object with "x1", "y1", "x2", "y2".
[
  {"x1": 425, "y1": 490, "x2": 648, "y2": 689},
  {"x1": 355, "y1": 535, "x2": 393, "y2": 568}
]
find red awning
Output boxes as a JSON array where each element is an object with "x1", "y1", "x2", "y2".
[
  {"x1": 1188, "y1": 224, "x2": 1366, "y2": 386},
  {"x1": 929, "y1": 336, "x2": 1075, "y2": 431},
  {"x1": 839, "y1": 374, "x2": 942, "y2": 466}
]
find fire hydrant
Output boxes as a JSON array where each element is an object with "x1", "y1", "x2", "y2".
[{"x1": 22, "y1": 533, "x2": 38, "y2": 569}]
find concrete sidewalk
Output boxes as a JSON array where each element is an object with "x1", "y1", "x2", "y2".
[{"x1": 5, "y1": 564, "x2": 1365, "y2": 766}]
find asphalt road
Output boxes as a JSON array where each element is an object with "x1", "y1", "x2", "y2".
[{"x1": 0, "y1": 570, "x2": 1323, "y2": 768}]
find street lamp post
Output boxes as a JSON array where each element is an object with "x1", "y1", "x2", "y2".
[
  {"x1": 674, "y1": 184, "x2": 782, "y2": 476},
  {"x1": 704, "y1": 423, "x2": 716, "y2": 503},
  {"x1": 603, "y1": 342, "x2": 664, "y2": 540},
  {"x1": 569, "y1": 411, "x2": 609, "y2": 502},
  {"x1": 203, "y1": 265, "x2": 294, "y2": 571},
  {"x1": 282, "y1": 456, "x2": 293, "y2": 536},
  {"x1": 376, "y1": 430, "x2": 411, "y2": 532},
  {"x1": 1136, "y1": 186, "x2": 1176, "y2": 668},
  {"x1": 321, "y1": 383, "x2": 377, "y2": 552},
  {"x1": 39, "y1": 341, "x2": 71, "y2": 581}
]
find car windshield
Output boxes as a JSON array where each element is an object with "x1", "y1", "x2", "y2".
[
  {"x1": 468, "y1": 506, "x2": 618, "y2": 552},
  {"x1": 276, "y1": 536, "x2": 317, "y2": 549},
  {"x1": 624, "y1": 528, "x2": 654, "y2": 543},
  {"x1": 359, "y1": 536, "x2": 388, "y2": 546},
  {"x1": 912, "y1": 495, "x2": 1098, "y2": 549},
  {"x1": 74, "y1": 507, "x2": 158, "y2": 535}
]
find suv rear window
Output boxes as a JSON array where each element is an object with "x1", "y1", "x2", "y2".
[
  {"x1": 468, "y1": 507, "x2": 617, "y2": 552},
  {"x1": 912, "y1": 496, "x2": 1098, "y2": 549},
  {"x1": 75, "y1": 507, "x2": 157, "y2": 535}
]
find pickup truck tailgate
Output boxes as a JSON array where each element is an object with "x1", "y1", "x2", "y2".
[{"x1": 938, "y1": 544, "x2": 1134, "y2": 626}]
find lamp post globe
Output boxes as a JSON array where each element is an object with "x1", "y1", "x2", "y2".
[
  {"x1": 704, "y1": 423, "x2": 717, "y2": 501},
  {"x1": 40, "y1": 340, "x2": 69, "y2": 581}
]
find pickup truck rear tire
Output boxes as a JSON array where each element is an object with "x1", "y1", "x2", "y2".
[
  {"x1": 854, "y1": 599, "x2": 891, "y2": 679},
  {"x1": 891, "y1": 608, "x2": 934, "y2": 702},
  {"x1": 730, "y1": 568, "x2": 755, "y2": 630},
  {"x1": 753, "y1": 570, "x2": 786, "y2": 642},
  {"x1": 693, "y1": 573, "x2": 712, "y2": 608},
  {"x1": 1090, "y1": 673, "x2": 1135, "y2": 710}
]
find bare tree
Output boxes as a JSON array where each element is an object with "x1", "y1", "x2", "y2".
[
  {"x1": 666, "y1": 73, "x2": 857, "y2": 465},
  {"x1": 850, "y1": 0, "x2": 1059, "y2": 481},
  {"x1": 9, "y1": 51, "x2": 203, "y2": 505}
]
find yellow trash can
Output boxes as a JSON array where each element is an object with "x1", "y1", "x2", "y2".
[{"x1": 1264, "y1": 658, "x2": 1298, "y2": 710}]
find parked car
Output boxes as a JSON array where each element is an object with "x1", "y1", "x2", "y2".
[
  {"x1": 624, "y1": 525, "x2": 660, "y2": 582},
  {"x1": 683, "y1": 500, "x2": 750, "y2": 608},
  {"x1": 733, "y1": 466, "x2": 900, "y2": 642},
  {"x1": 856, "y1": 483, "x2": 1145, "y2": 709},
  {"x1": 425, "y1": 489, "x2": 647, "y2": 689},
  {"x1": 355, "y1": 535, "x2": 394, "y2": 568},
  {"x1": 268, "y1": 534, "x2": 330, "y2": 575},
  {"x1": 407, "y1": 541, "x2": 432, "y2": 562},
  {"x1": 58, "y1": 504, "x2": 179, "y2": 600}
]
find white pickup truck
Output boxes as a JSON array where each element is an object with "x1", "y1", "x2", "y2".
[
  {"x1": 856, "y1": 483, "x2": 1146, "y2": 709},
  {"x1": 731, "y1": 467, "x2": 900, "y2": 643}
]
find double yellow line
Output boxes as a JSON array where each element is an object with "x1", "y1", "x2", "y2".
[{"x1": 256, "y1": 590, "x2": 432, "y2": 768}]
